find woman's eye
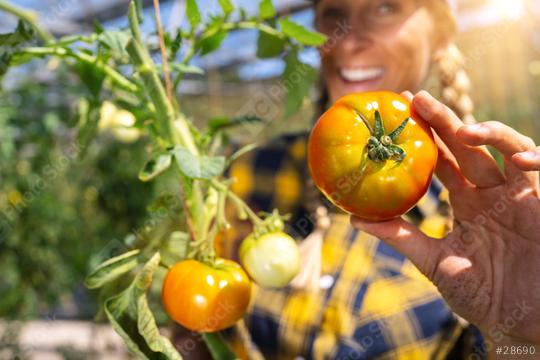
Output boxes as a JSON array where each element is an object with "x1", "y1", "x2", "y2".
[
  {"x1": 316, "y1": 5, "x2": 348, "y2": 32},
  {"x1": 320, "y1": 7, "x2": 346, "y2": 23},
  {"x1": 376, "y1": 2, "x2": 398, "y2": 15}
]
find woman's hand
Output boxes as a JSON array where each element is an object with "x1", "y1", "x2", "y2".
[{"x1": 351, "y1": 91, "x2": 540, "y2": 345}]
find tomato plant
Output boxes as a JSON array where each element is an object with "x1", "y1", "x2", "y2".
[
  {"x1": 308, "y1": 91, "x2": 437, "y2": 221},
  {"x1": 0, "y1": 0, "x2": 327, "y2": 358},
  {"x1": 162, "y1": 259, "x2": 251, "y2": 332},
  {"x1": 240, "y1": 231, "x2": 300, "y2": 288}
]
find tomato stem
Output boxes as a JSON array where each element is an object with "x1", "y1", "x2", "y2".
[
  {"x1": 210, "y1": 179, "x2": 264, "y2": 226},
  {"x1": 363, "y1": 111, "x2": 409, "y2": 163}
]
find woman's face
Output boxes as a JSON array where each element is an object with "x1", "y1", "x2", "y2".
[{"x1": 316, "y1": 0, "x2": 444, "y2": 102}]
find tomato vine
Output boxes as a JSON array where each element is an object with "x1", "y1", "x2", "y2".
[{"x1": 0, "y1": 0, "x2": 327, "y2": 358}]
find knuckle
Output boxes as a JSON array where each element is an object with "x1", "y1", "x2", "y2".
[
  {"x1": 434, "y1": 102, "x2": 448, "y2": 117},
  {"x1": 431, "y1": 102, "x2": 451, "y2": 124},
  {"x1": 522, "y1": 136, "x2": 536, "y2": 149},
  {"x1": 489, "y1": 121, "x2": 505, "y2": 131},
  {"x1": 487, "y1": 121, "x2": 506, "y2": 135}
]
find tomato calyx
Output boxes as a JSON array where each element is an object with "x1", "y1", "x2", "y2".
[
  {"x1": 251, "y1": 209, "x2": 289, "y2": 239},
  {"x1": 355, "y1": 109, "x2": 410, "y2": 163}
]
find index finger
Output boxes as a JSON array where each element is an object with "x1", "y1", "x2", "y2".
[{"x1": 412, "y1": 91, "x2": 505, "y2": 188}]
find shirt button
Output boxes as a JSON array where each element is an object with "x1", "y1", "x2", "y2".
[{"x1": 319, "y1": 274, "x2": 334, "y2": 290}]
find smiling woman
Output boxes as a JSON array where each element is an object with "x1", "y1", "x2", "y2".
[
  {"x1": 223, "y1": 0, "x2": 540, "y2": 358},
  {"x1": 317, "y1": 0, "x2": 454, "y2": 98},
  {"x1": 1, "y1": 0, "x2": 539, "y2": 358}
]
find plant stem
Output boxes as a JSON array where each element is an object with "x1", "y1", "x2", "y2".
[
  {"x1": 126, "y1": 38, "x2": 176, "y2": 144},
  {"x1": 222, "y1": 21, "x2": 284, "y2": 38},
  {"x1": 127, "y1": 2, "x2": 198, "y2": 153},
  {"x1": 127, "y1": 0, "x2": 205, "y2": 245},
  {"x1": 126, "y1": 8, "x2": 177, "y2": 130},
  {"x1": 202, "y1": 332, "x2": 238, "y2": 360},
  {"x1": 216, "y1": 188, "x2": 229, "y2": 229},
  {"x1": 20, "y1": 47, "x2": 138, "y2": 93},
  {"x1": 172, "y1": 46, "x2": 196, "y2": 91},
  {"x1": 178, "y1": 180, "x2": 198, "y2": 247},
  {"x1": 211, "y1": 179, "x2": 263, "y2": 226},
  {"x1": 128, "y1": 1, "x2": 144, "y2": 44},
  {"x1": 175, "y1": 114, "x2": 199, "y2": 155},
  {"x1": 56, "y1": 34, "x2": 98, "y2": 46},
  {"x1": 200, "y1": 187, "x2": 219, "y2": 241},
  {"x1": 152, "y1": 0, "x2": 174, "y2": 103},
  {"x1": 0, "y1": 0, "x2": 54, "y2": 43}
]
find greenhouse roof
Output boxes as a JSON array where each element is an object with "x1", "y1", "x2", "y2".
[{"x1": 1, "y1": 0, "x2": 537, "y2": 82}]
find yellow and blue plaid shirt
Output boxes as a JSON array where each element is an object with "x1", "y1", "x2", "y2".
[{"x1": 224, "y1": 133, "x2": 484, "y2": 359}]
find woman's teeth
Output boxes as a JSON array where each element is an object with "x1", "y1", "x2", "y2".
[{"x1": 340, "y1": 67, "x2": 384, "y2": 82}]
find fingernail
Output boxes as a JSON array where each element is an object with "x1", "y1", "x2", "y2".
[
  {"x1": 401, "y1": 91, "x2": 413, "y2": 100},
  {"x1": 517, "y1": 151, "x2": 536, "y2": 159}
]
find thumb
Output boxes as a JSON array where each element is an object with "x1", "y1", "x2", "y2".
[{"x1": 350, "y1": 216, "x2": 440, "y2": 276}]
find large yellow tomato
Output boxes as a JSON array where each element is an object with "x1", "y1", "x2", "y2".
[{"x1": 308, "y1": 91, "x2": 437, "y2": 221}]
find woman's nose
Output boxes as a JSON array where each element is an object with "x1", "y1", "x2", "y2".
[{"x1": 338, "y1": 23, "x2": 373, "y2": 53}]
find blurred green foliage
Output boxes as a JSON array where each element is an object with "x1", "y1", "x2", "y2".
[{"x1": 0, "y1": 66, "x2": 156, "y2": 319}]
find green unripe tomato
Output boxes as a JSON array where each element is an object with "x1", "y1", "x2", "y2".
[{"x1": 239, "y1": 232, "x2": 300, "y2": 288}]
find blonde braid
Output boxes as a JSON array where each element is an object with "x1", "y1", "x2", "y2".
[
  {"x1": 436, "y1": 43, "x2": 477, "y2": 124},
  {"x1": 289, "y1": 81, "x2": 331, "y2": 292}
]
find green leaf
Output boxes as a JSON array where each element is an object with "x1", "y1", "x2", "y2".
[
  {"x1": 167, "y1": 31, "x2": 183, "y2": 61},
  {"x1": 279, "y1": 18, "x2": 327, "y2": 46},
  {"x1": 218, "y1": 0, "x2": 234, "y2": 16},
  {"x1": 0, "y1": 52, "x2": 12, "y2": 79},
  {"x1": 7, "y1": 51, "x2": 35, "y2": 67},
  {"x1": 239, "y1": 8, "x2": 248, "y2": 21},
  {"x1": 202, "y1": 333, "x2": 238, "y2": 360},
  {"x1": 0, "y1": 20, "x2": 34, "y2": 46},
  {"x1": 94, "y1": 20, "x2": 105, "y2": 34},
  {"x1": 256, "y1": 31, "x2": 286, "y2": 58},
  {"x1": 139, "y1": 153, "x2": 172, "y2": 182},
  {"x1": 172, "y1": 147, "x2": 225, "y2": 179},
  {"x1": 85, "y1": 250, "x2": 140, "y2": 289},
  {"x1": 186, "y1": 0, "x2": 201, "y2": 29},
  {"x1": 104, "y1": 253, "x2": 182, "y2": 360},
  {"x1": 73, "y1": 60, "x2": 106, "y2": 100},
  {"x1": 171, "y1": 63, "x2": 204, "y2": 75},
  {"x1": 282, "y1": 51, "x2": 317, "y2": 118},
  {"x1": 98, "y1": 30, "x2": 131, "y2": 58},
  {"x1": 259, "y1": 0, "x2": 276, "y2": 19},
  {"x1": 198, "y1": 30, "x2": 227, "y2": 55}
]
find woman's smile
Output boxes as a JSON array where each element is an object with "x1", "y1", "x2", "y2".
[{"x1": 337, "y1": 66, "x2": 386, "y2": 92}]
